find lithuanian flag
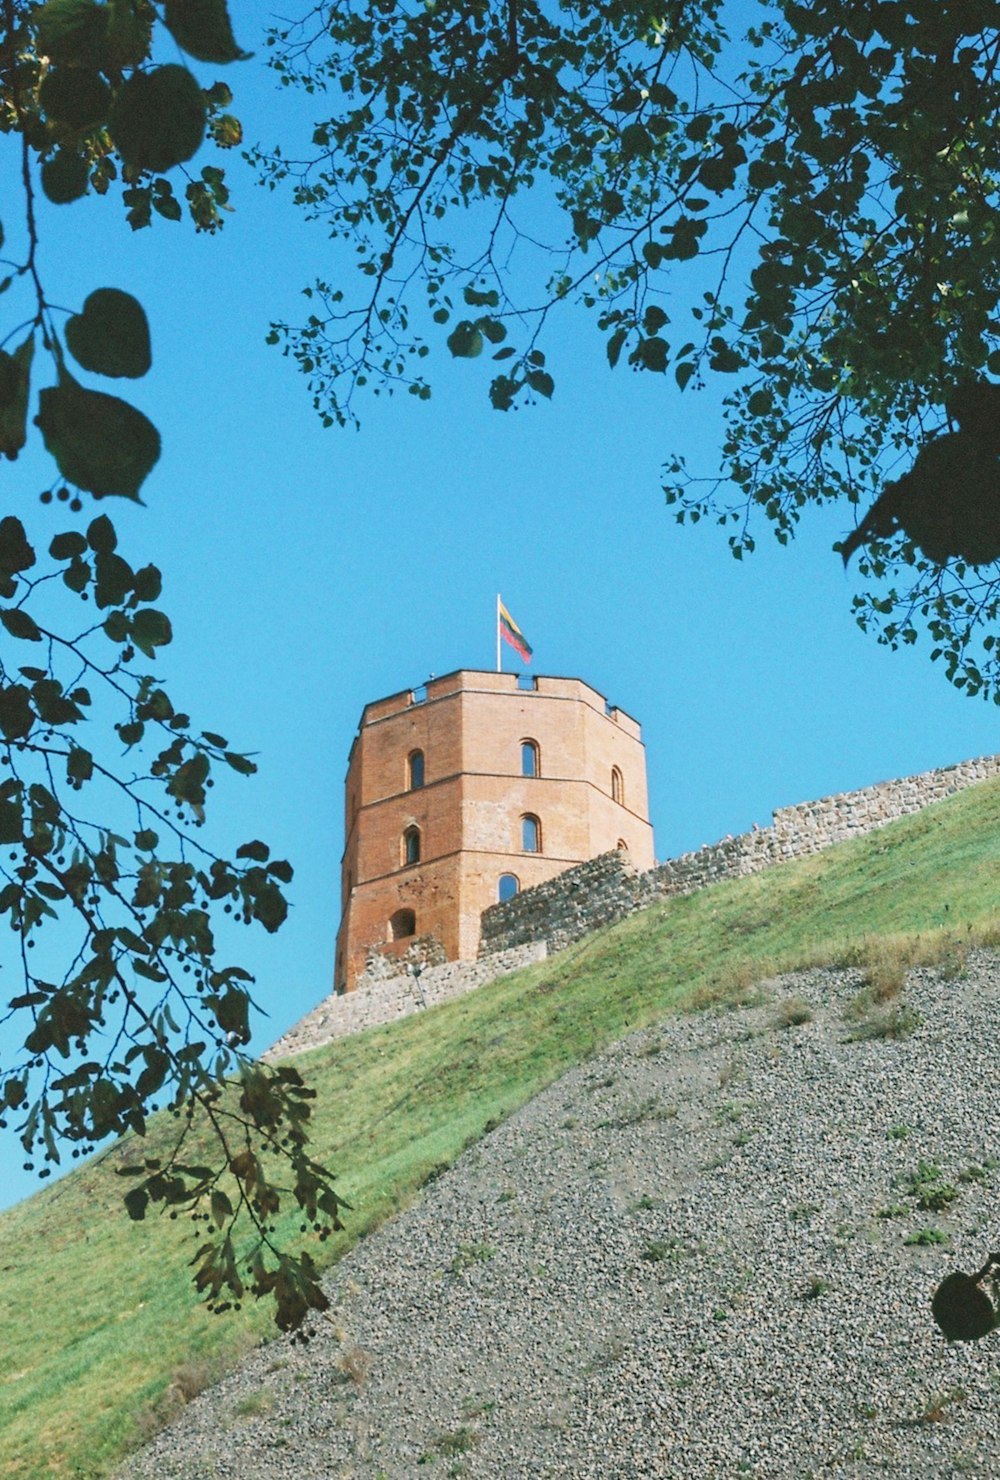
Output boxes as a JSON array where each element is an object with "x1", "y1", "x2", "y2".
[{"x1": 499, "y1": 599, "x2": 533, "y2": 662}]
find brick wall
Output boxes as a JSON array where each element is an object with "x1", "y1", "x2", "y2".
[{"x1": 479, "y1": 753, "x2": 1000, "y2": 956}]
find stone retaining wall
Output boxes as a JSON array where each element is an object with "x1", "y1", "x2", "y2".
[
  {"x1": 479, "y1": 752, "x2": 1000, "y2": 957},
  {"x1": 263, "y1": 940, "x2": 548, "y2": 1060}
]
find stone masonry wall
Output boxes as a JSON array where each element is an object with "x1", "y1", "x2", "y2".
[
  {"x1": 479, "y1": 752, "x2": 1000, "y2": 957},
  {"x1": 263, "y1": 940, "x2": 548, "y2": 1060}
]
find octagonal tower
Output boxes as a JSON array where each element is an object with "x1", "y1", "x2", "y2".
[{"x1": 334, "y1": 669, "x2": 654, "y2": 991}]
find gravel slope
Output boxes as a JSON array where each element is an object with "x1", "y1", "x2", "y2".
[{"x1": 119, "y1": 957, "x2": 1000, "y2": 1479}]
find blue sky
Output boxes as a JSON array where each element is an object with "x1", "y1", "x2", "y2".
[{"x1": 1, "y1": 3, "x2": 997, "y2": 1207}]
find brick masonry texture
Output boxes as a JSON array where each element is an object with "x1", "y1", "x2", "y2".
[
  {"x1": 271, "y1": 751, "x2": 1000, "y2": 1057},
  {"x1": 263, "y1": 941, "x2": 548, "y2": 1060},
  {"x1": 478, "y1": 752, "x2": 1000, "y2": 956},
  {"x1": 335, "y1": 669, "x2": 654, "y2": 990}
]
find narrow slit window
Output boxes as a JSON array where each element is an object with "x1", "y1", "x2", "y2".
[
  {"x1": 521, "y1": 814, "x2": 541, "y2": 853},
  {"x1": 408, "y1": 749, "x2": 425, "y2": 790},
  {"x1": 402, "y1": 826, "x2": 421, "y2": 866},
  {"x1": 611, "y1": 766, "x2": 624, "y2": 805},
  {"x1": 521, "y1": 740, "x2": 539, "y2": 778}
]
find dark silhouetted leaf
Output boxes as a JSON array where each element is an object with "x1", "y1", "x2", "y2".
[
  {"x1": 0, "y1": 608, "x2": 41, "y2": 642},
  {"x1": 163, "y1": 0, "x2": 251, "y2": 63},
  {"x1": 38, "y1": 67, "x2": 111, "y2": 129},
  {"x1": 236, "y1": 840, "x2": 269, "y2": 862},
  {"x1": 447, "y1": 321, "x2": 484, "y2": 358},
  {"x1": 35, "y1": 0, "x2": 109, "y2": 67},
  {"x1": 66, "y1": 289, "x2": 151, "y2": 380},
  {"x1": 0, "y1": 336, "x2": 34, "y2": 459},
  {"x1": 36, "y1": 373, "x2": 160, "y2": 499},
  {"x1": 0, "y1": 685, "x2": 33, "y2": 741},
  {"x1": 131, "y1": 608, "x2": 172, "y2": 656},
  {"x1": 49, "y1": 530, "x2": 87, "y2": 560},
  {"x1": 109, "y1": 65, "x2": 207, "y2": 174},
  {"x1": 41, "y1": 150, "x2": 89, "y2": 205}
]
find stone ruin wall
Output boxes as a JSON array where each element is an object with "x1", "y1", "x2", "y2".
[
  {"x1": 262, "y1": 940, "x2": 547, "y2": 1061},
  {"x1": 267, "y1": 751, "x2": 1000, "y2": 1059},
  {"x1": 478, "y1": 752, "x2": 1000, "y2": 957}
]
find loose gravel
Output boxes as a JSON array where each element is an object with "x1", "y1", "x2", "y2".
[{"x1": 119, "y1": 956, "x2": 1000, "y2": 1479}]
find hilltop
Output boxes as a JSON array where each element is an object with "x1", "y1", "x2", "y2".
[
  {"x1": 1, "y1": 776, "x2": 1000, "y2": 1478},
  {"x1": 120, "y1": 958, "x2": 1000, "y2": 1478}
]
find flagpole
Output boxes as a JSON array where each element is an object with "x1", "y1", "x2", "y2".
[{"x1": 496, "y1": 593, "x2": 501, "y2": 673}]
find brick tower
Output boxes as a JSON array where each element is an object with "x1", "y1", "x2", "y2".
[{"x1": 333, "y1": 670, "x2": 655, "y2": 991}]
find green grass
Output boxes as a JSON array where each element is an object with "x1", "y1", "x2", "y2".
[{"x1": 2, "y1": 776, "x2": 1000, "y2": 1477}]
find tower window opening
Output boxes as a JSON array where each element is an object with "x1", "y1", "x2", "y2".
[
  {"x1": 402, "y1": 825, "x2": 421, "y2": 866},
  {"x1": 517, "y1": 674, "x2": 537, "y2": 691},
  {"x1": 498, "y1": 873, "x2": 520, "y2": 903},
  {"x1": 611, "y1": 766, "x2": 624, "y2": 805},
  {"x1": 521, "y1": 814, "x2": 541, "y2": 853},
  {"x1": 521, "y1": 739, "x2": 540, "y2": 778},
  {"x1": 408, "y1": 749, "x2": 425, "y2": 790},
  {"x1": 389, "y1": 908, "x2": 416, "y2": 941}
]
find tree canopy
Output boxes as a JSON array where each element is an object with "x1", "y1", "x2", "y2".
[
  {"x1": 261, "y1": 0, "x2": 1000, "y2": 697},
  {"x1": 0, "y1": 0, "x2": 343, "y2": 1333},
  {"x1": 2, "y1": 0, "x2": 1000, "y2": 1331}
]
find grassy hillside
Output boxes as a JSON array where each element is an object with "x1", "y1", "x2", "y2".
[{"x1": 2, "y1": 776, "x2": 1000, "y2": 1478}]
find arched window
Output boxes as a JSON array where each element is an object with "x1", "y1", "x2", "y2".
[
  {"x1": 521, "y1": 814, "x2": 541, "y2": 853},
  {"x1": 402, "y1": 826, "x2": 421, "y2": 866},
  {"x1": 521, "y1": 739, "x2": 539, "y2": 777},
  {"x1": 498, "y1": 873, "x2": 520, "y2": 904},
  {"x1": 616, "y1": 839, "x2": 628, "y2": 851},
  {"x1": 389, "y1": 907, "x2": 416, "y2": 941},
  {"x1": 611, "y1": 766, "x2": 624, "y2": 805},
  {"x1": 408, "y1": 749, "x2": 425, "y2": 790}
]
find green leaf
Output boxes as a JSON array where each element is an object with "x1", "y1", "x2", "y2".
[
  {"x1": 0, "y1": 685, "x2": 34, "y2": 741},
  {"x1": 36, "y1": 373, "x2": 161, "y2": 500},
  {"x1": 225, "y1": 752, "x2": 256, "y2": 775},
  {"x1": 463, "y1": 284, "x2": 499, "y2": 308},
  {"x1": 67, "y1": 746, "x2": 94, "y2": 784},
  {"x1": 38, "y1": 67, "x2": 111, "y2": 129},
  {"x1": 0, "y1": 337, "x2": 34, "y2": 460},
  {"x1": 237, "y1": 840, "x2": 270, "y2": 862},
  {"x1": 163, "y1": 0, "x2": 251, "y2": 63},
  {"x1": 0, "y1": 608, "x2": 42, "y2": 642},
  {"x1": 132, "y1": 564, "x2": 162, "y2": 602},
  {"x1": 49, "y1": 530, "x2": 87, "y2": 560},
  {"x1": 87, "y1": 514, "x2": 117, "y2": 553},
  {"x1": 675, "y1": 360, "x2": 696, "y2": 391},
  {"x1": 527, "y1": 369, "x2": 554, "y2": 398},
  {"x1": 606, "y1": 327, "x2": 627, "y2": 369},
  {"x1": 134, "y1": 828, "x2": 158, "y2": 851},
  {"x1": 93, "y1": 550, "x2": 135, "y2": 608},
  {"x1": 446, "y1": 321, "x2": 484, "y2": 358},
  {"x1": 35, "y1": 0, "x2": 109, "y2": 68},
  {"x1": 131, "y1": 608, "x2": 172, "y2": 656},
  {"x1": 66, "y1": 289, "x2": 151, "y2": 380},
  {"x1": 252, "y1": 882, "x2": 287, "y2": 934},
  {"x1": 109, "y1": 65, "x2": 207, "y2": 174},
  {"x1": 478, "y1": 317, "x2": 507, "y2": 345},
  {"x1": 41, "y1": 150, "x2": 89, "y2": 205},
  {"x1": 636, "y1": 337, "x2": 669, "y2": 373},
  {"x1": 620, "y1": 123, "x2": 653, "y2": 159}
]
